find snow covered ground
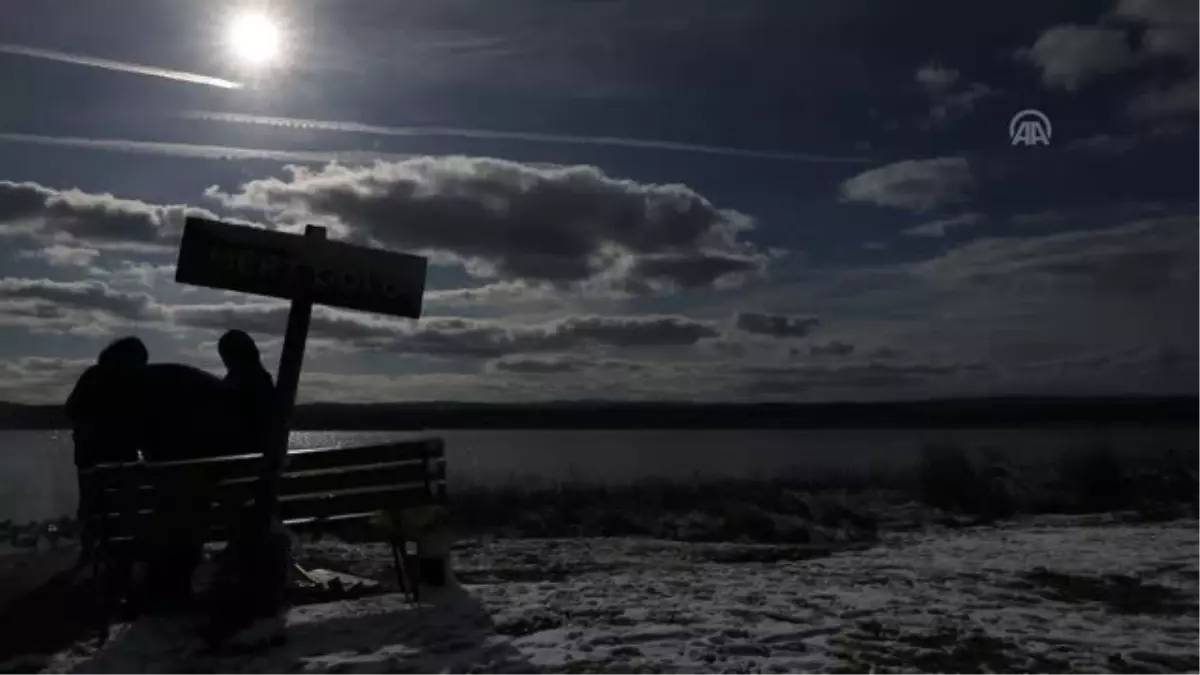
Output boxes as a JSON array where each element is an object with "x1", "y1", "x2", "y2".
[{"x1": 29, "y1": 516, "x2": 1200, "y2": 673}]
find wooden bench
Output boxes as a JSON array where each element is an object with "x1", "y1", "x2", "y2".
[{"x1": 78, "y1": 435, "x2": 447, "y2": 610}]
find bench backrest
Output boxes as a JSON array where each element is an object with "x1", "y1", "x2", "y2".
[{"x1": 80, "y1": 435, "x2": 446, "y2": 546}]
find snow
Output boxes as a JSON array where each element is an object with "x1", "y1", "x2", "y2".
[{"x1": 26, "y1": 517, "x2": 1200, "y2": 673}]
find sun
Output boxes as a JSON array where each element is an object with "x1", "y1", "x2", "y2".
[{"x1": 227, "y1": 11, "x2": 282, "y2": 67}]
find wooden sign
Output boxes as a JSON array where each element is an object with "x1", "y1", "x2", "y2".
[
  {"x1": 176, "y1": 216, "x2": 427, "y2": 318},
  {"x1": 174, "y1": 216, "x2": 429, "y2": 536}
]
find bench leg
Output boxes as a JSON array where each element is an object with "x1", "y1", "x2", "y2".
[
  {"x1": 388, "y1": 537, "x2": 413, "y2": 602},
  {"x1": 409, "y1": 545, "x2": 422, "y2": 604},
  {"x1": 93, "y1": 555, "x2": 130, "y2": 645}
]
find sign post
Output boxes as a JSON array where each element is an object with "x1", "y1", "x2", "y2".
[
  {"x1": 255, "y1": 224, "x2": 323, "y2": 532},
  {"x1": 175, "y1": 216, "x2": 428, "y2": 537}
]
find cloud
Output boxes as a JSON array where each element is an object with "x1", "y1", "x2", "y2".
[
  {"x1": 488, "y1": 354, "x2": 647, "y2": 374},
  {"x1": 1066, "y1": 133, "x2": 1141, "y2": 154},
  {"x1": 0, "y1": 277, "x2": 160, "y2": 320},
  {"x1": 738, "y1": 359, "x2": 987, "y2": 396},
  {"x1": 912, "y1": 214, "x2": 1198, "y2": 294},
  {"x1": 1127, "y1": 75, "x2": 1199, "y2": 119},
  {"x1": 808, "y1": 340, "x2": 856, "y2": 358},
  {"x1": 0, "y1": 180, "x2": 240, "y2": 251},
  {"x1": 915, "y1": 63, "x2": 995, "y2": 124},
  {"x1": 0, "y1": 356, "x2": 93, "y2": 404},
  {"x1": 915, "y1": 63, "x2": 959, "y2": 92},
  {"x1": 1110, "y1": 0, "x2": 1198, "y2": 57},
  {"x1": 1018, "y1": 343, "x2": 1193, "y2": 373},
  {"x1": 0, "y1": 277, "x2": 164, "y2": 335},
  {"x1": 205, "y1": 158, "x2": 770, "y2": 292},
  {"x1": 626, "y1": 252, "x2": 767, "y2": 293},
  {"x1": 735, "y1": 312, "x2": 821, "y2": 338},
  {"x1": 89, "y1": 262, "x2": 177, "y2": 288},
  {"x1": 169, "y1": 304, "x2": 720, "y2": 358},
  {"x1": 868, "y1": 347, "x2": 903, "y2": 360},
  {"x1": 839, "y1": 157, "x2": 973, "y2": 212},
  {"x1": 16, "y1": 244, "x2": 100, "y2": 267},
  {"x1": 929, "y1": 83, "x2": 995, "y2": 124},
  {"x1": 424, "y1": 281, "x2": 561, "y2": 308},
  {"x1": 1017, "y1": 24, "x2": 1138, "y2": 90},
  {"x1": 1020, "y1": 1, "x2": 1197, "y2": 108},
  {"x1": 1009, "y1": 210, "x2": 1068, "y2": 227},
  {"x1": 903, "y1": 213, "x2": 984, "y2": 238}
]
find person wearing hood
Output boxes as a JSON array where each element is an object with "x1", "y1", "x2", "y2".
[
  {"x1": 65, "y1": 335, "x2": 149, "y2": 566},
  {"x1": 218, "y1": 329, "x2": 277, "y2": 455},
  {"x1": 206, "y1": 329, "x2": 291, "y2": 637}
]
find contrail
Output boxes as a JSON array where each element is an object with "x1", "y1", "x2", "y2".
[
  {"x1": 0, "y1": 133, "x2": 414, "y2": 164},
  {"x1": 183, "y1": 110, "x2": 875, "y2": 164},
  {"x1": 0, "y1": 44, "x2": 243, "y2": 89}
]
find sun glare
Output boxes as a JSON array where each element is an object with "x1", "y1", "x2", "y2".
[{"x1": 227, "y1": 11, "x2": 282, "y2": 67}]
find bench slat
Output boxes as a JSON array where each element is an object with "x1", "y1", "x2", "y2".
[
  {"x1": 90, "y1": 481, "x2": 446, "y2": 539},
  {"x1": 279, "y1": 484, "x2": 443, "y2": 522},
  {"x1": 100, "y1": 509, "x2": 431, "y2": 558},
  {"x1": 94, "y1": 460, "x2": 446, "y2": 513},
  {"x1": 82, "y1": 438, "x2": 448, "y2": 551},
  {"x1": 84, "y1": 437, "x2": 445, "y2": 487}
]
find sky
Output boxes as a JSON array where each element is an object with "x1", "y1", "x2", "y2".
[{"x1": 0, "y1": 0, "x2": 1196, "y2": 404}]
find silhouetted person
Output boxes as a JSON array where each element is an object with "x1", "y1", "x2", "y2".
[
  {"x1": 136, "y1": 357, "x2": 273, "y2": 614},
  {"x1": 65, "y1": 336, "x2": 148, "y2": 565},
  {"x1": 207, "y1": 329, "x2": 290, "y2": 635},
  {"x1": 135, "y1": 363, "x2": 241, "y2": 461},
  {"x1": 218, "y1": 329, "x2": 277, "y2": 457}
]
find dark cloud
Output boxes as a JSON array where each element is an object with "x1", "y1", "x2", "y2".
[
  {"x1": 0, "y1": 277, "x2": 160, "y2": 322},
  {"x1": 1009, "y1": 210, "x2": 1068, "y2": 227},
  {"x1": 738, "y1": 360, "x2": 987, "y2": 395},
  {"x1": 808, "y1": 340, "x2": 856, "y2": 357},
  {"x1": 839, "y1": 158, "x2": 973, "y2": 212},
  {"x1": 903, "y1": 212, "x2": 983, "y2": 238},
  {"x1": 1066, "y1": 133, "x2": 1141, "y2": 154},
  {"x1": 1111, "y1": 0, "x2": 1198, "y2": 58},
  {"x1": 1127, "y1": 76, "x2": 1199, "y2": 119},
  {"x1": 171, "y1": 303, "x2": 719, "y2": 358},
  {"x1": 1019, "y1": 0, "x2": 1197, "y2": 114},
  {"x1": 0, "y1": 180, "x2": 235, "y2": 251},
  {"x1": 0, "y1": 356, "x2": 92, "y2": 403},
  {"x1": 703, "y1": 339, "x2": 749, "y2": 358},
  {"x1": 736, "y1": 312, "x2": 821, "y2": 338},
  {"x1": 204, "y1": 158, "x2": 768, "y2": 292},
  {"x1": 488, "y1": 354, "x2": 648, "y2": 374},
  {"x1": 626, "y1": 252, "x2": 766, "y2": 292},
  {"x1": 1024, "y1": 344, "x2": 1191, "y2": 372},
  {"x1": 915, "y1": 63, "x2": 995, "y2": 125},
  {"x1": 913, "y1": 214, "x2": 1198, "y2": 294}
]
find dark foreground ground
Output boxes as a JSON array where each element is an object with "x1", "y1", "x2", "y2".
[{"x1": 0, "y1": 442, "x2": 1196, "y2": 672}]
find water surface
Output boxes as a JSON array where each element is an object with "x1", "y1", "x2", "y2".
[{"x1": 1, "y1": 427, "x2": 1191, "y2": 523}]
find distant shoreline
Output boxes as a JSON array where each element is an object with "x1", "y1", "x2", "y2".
[{"x1": 1, "y1": 395, "x2": 1195, "y2": 431}]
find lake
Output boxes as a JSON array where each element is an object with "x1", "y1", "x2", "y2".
[{"x1": 1, "y1": 427, "x2": 1193, "y2": 524}]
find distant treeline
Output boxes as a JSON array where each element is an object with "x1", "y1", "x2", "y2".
[{"x1": 1, "y1": 396, "x2": 1196, "y2": 431}]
